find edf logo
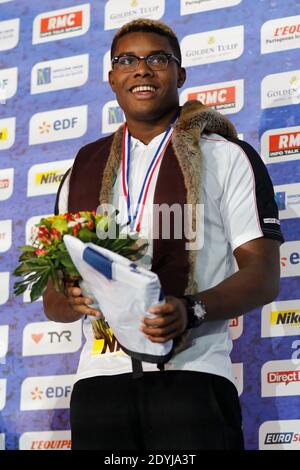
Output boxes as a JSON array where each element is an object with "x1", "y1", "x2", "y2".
[
  {"x1": 0, "y1": 79, "x2": 8, "y2": 89},
  {"x1": 281, "y1": 252, "x2": 300, "y2": 267},
  {"x1": 53, "y1": 117, "x2": 78, "y2": 130},
  {"x1": 45, "y1": 385, "x2": 72, "y2": 398}
]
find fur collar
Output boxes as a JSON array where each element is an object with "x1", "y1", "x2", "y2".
[{"x1": 99, "y1": 100, "x2": 237, "y2": 293}]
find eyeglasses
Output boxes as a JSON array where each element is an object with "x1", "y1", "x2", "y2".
[{"x1": 111, "y1": 52, "x2": 181, "y2": 72}]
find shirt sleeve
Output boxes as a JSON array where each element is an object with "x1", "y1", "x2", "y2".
[
  {"x1": 220, "y1": 138, "x2": 284, "y2": 251},
  {"x1": 54, "y1": 168, "x2": 71, "y2": 215}
]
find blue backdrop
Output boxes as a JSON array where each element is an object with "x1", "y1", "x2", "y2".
[{"x1": 0, "y1": 0, "x2": 300, "y2": 450}]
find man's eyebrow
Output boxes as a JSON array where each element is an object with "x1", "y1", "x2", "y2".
[{"x1": 115, "y1": 49, "x2": 170, "y2": 56}]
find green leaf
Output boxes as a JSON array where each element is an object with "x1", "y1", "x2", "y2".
[
  {"x1": 30, "y1": 271, "x2": 50, "y2": 301},
  {"x1": 19, "y1": 245, "x2": 36, "y2": 252}
]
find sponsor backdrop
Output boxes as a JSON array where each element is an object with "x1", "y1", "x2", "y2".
[{"x1": 0, "y1": 0, "x2": 299, "y2": 451}]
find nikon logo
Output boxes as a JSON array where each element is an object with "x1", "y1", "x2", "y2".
[
  {"x1": 35, "y1": 171, "x2": 64, "y2": 185},
  {"x1": 271, "y1": 310, "x2": 300, "y2": 325}
]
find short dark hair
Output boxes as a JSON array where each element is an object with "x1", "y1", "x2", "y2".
[{"x1": 110, "y1": 18, "x2": 182, "y2": 65}]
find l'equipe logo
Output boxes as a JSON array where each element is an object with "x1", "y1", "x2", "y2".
[
  {"x1": 261, "y1": 15, "x2": 300, "y2": 54},
  {"x1": 32, "y1": 4, "x2": 90, "y2": 44},
  {"x1": 19, "y1": 430, "x2": 71, "y2": 451},
  {"x1": 29, "y1": 105, "x2": 87, "y2": 145}
]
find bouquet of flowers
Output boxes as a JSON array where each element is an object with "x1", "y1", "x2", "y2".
[{"x1": 13, "y1": 211, "x2": 147, "y2": 340}]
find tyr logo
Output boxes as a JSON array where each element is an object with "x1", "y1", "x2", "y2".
[{"x1": 48, "y1": 330, "x2": 72, "y2": 343}]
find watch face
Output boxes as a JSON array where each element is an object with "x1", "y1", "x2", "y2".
[{"x1": 194, "y1": 302, "x2": 205, "y2": 321}]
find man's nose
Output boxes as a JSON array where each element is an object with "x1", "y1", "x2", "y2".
[{"x1": 134, "y1": 58, "x2": 154, "y2": 76}]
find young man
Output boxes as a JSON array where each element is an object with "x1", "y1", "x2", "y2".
[{"x1": 43, "y1": 19, "x2": 283, "y2": 450}]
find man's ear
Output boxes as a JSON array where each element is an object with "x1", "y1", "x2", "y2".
[
  {"x1": 109, "y1": 70, "x2": 116, "y2": 92},
  {"x1": 177, "y1": 67, "x2": 186, "y2": 89}
]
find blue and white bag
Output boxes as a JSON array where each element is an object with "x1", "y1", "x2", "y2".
[{"x1": 64, "y1": 235, "x2": 173, "y2": 370}]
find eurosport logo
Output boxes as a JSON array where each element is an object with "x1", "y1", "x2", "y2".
[
  {"x1": 261, "y1": 70, "x2": 300, "y2": 109},
  {"x1": 19, "y1": 430, "x2": 71, "y2": 451},
  {"x1": 22, "y1": 320, "x2": 82, "y2": 356},
  {"x1": 0, "y1": 117, "x2": 16, "y2": 150},
  {"x1": 0, "y1": 67, "x2": 17, "y2": 101},
  {"x1": 0, "y1": 379, "x2": 7, "y2": 411},
  {"x1": 0, "y1": 219, "x2": 12, "y2": 253},
  {"x1": 232, "y1": 363, "x2": 243, "y2": 396},
  {"x1": 274, "y1": 183, "x2": 300, "y2": 220},
  {"x1": 261, "y1": 359, "x2": 300, "y2": 397},
  {"x1": 102, "y1": 100, "x2": 125, "y2": 133},
  {"x1": 31, "y1": 54, "x2": 89, "y2": 94},
  {"x1": 180, "y1": 80, "x2": 244, "y2": 114},
  {"x1": 180, "y1": 0, "x2": 241, "y2": 15},
  {"x1": 261, "y1": 15, "x2": 300, "y2": 54},
  {"x1": 29, "y1": 105, "x2": 87, "y2": 145},
  {"x1": 261, "y1": 125, "x2": 300, "y2": 164},
  {"x1": 229, "y1": 316, "x2": 243, "y2": 340},
  {"x1": 181, "y1": 25, "x2": 244, "y2": 67},
  {"x1": 104, "y1": 0, "x2": 165, "y2": 30},
  {"x1": 262, "y1": 299, "x2": 300, "y2": 338},
  {"x1": 280, "y1": 241, "x2": 300, "y2": 277},
  {"x1": 0, "y1": 325, "x2": 8, "y2": 358},
  {"x1": 259, "y1": 420, "x2": 300, "y2": 450},
  {"x1": 32, "y1": 4, "x2": 90, "y2": 44},
  {"x1": 0, "y1": 18, "x2": 19, "y2": 52},
  {"x1": 20, "y1": 375, "x2": 75, "y2": 410},
  {"x1": 0, "y1": 272, "x2": 9, "y2": 305},
  {"x1": 27, "y1": 159, "x2": 73, "y2": 197},
  {"x1": 0, "y1": 168, "x2": 14, "y2": 201}
]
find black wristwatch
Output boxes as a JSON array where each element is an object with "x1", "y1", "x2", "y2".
[{"x1": 183, "y1": 295, "x2": 207, "y2": 329}]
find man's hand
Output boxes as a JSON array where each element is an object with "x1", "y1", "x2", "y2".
[
  {"x1": 140, "y1": 296, "x2": 188, "y2": 343},
  {"x1": 65, "y1": 281, "x2": 103, "y2": 319}
]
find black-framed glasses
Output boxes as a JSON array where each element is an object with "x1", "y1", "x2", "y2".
[{"x1": 111, "y1": 52, "x2": 181, "y2": 72}]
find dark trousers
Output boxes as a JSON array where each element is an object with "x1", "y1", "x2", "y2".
[{"x1": 70, "y1": 370, "x2": 244, "y2": 450}]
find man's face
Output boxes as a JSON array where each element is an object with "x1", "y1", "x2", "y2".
[{"x1": 109, "y1": 32, "x2": 186, "y2": 122}]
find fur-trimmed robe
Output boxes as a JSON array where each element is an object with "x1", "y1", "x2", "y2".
[{"x1": 67, "y1": 100, "x2": 237, "y2": 296}]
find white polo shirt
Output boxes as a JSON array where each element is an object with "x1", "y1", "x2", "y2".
[{"x1": 57, "y1": 132, "x2": 282, "y2": 386}]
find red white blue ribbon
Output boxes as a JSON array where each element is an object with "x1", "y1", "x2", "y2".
[{"x1": 122, "y1": 122, "x2": 174, "y2": 232}]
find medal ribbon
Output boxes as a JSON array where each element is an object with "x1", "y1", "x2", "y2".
[{"x1": 122, "y1": 122, "x2": 174, "y2": 232}]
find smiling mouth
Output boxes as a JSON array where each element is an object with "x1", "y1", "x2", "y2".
[{"x1": 130, "y1": 85, "x2": 157, "y2": 94}]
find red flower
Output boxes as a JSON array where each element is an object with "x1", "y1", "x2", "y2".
[{"x1": 35, "y1": 248, "x2": 48, "y2": 256}]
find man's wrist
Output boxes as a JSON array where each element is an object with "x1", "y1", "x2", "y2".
[{"x1": 182, "y1": 295, "x2": 207, "y2": 329}]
